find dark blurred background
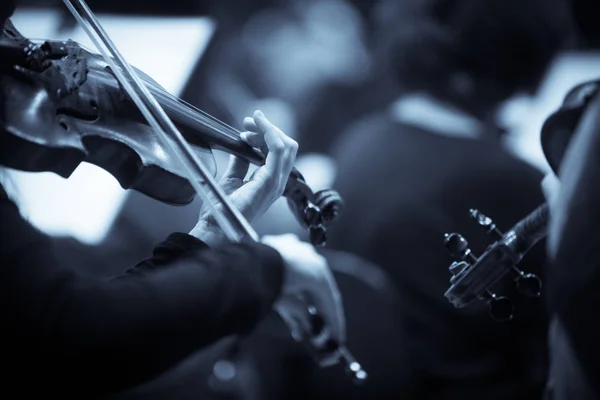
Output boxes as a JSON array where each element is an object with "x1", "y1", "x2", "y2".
[{"x1": 4, "y1": 0, "x2": 600, "y2": 398}]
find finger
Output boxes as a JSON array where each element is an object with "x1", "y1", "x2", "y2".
[
  {"x1": 324, "y1": 271, "x2": 347, "y2": 344},
  {"x1": 262, "y1": 233, "x2": 298, "y2": 244},
  {"x1": 220, "y1": 155, "x2": 250, "y2": 195},
  {"x1": 263, "y1": 236, "x2": 345, "y2": 346},
  {"x1": 253, "y1": 110, "x2": 285, "y2": 153},
  {"x1": 222, "y1": 154, "x2": 250, "y2": 180},
  {"x1": 317, "y1": 353, "x2": 342, "y2": 368},
  {"x1": 240, "y1": 131, "x2": 268, "y2": 153},
  {"x1": 541, "y1": 172, "x2": 560, "y2": 206},
  {"x1": 243, "y1": 117, "x2": 260, "y2": 133},
  {"x1": 274, "y1": 296, "x2": 313, "y2": 341},
  {"x1": 253, "y1": 110, "x2": 298, "y2": 188},
  {"x1": 309, "y1": 262, "x2": 346, "y2": 345}
]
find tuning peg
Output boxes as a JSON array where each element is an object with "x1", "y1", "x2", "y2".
[
  {"x1": 313, "y1": 189, "x2": 344, "y2": 223},
  {"x1": 479, "y1": 290, "x2": 514, "y2": 322},
  {"x1": 512, "y1": 268, "x2": 542, "y2": 298},
  {"x1": 448, "y1": 261, "x2": 469, "y2": 283},
  {"x1": 469, "y1": 209, "x2": 503, "y2": 237},
  {"x1": 309, "y1": 226, "x2": 327, "y2": 247},
  {"x1": 444, "y1": 233, "x2": 477, "y2": 262},
  {"x1": 304, "y1": 202, "x2": 323, "y2": 227}
]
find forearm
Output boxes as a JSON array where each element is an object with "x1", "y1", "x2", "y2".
[
  {"x1": 189, "y1": 220, "x2": 229, "y2": 247},
  {"x1": 51, "y1": 247, "x2": 283, "y2": 393}
]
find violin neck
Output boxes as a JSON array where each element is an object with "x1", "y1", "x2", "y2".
[{"x1": 149, "y1": 86, "x2": 265, "y2": 166}]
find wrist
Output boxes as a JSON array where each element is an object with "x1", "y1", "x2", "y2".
[{"x1": 189, "y1": 221, "x2": 226, "y2": 247}]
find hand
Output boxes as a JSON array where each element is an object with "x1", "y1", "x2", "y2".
[
  {"x1": 190, "y1": 110, "x2": 298, "y2": 244},
  {"x1": 262, "y1": 234, "x2": 346, "y2": 367},
  {"x1": 542, "y1": 172, "x2": 561, "y2": 207}
]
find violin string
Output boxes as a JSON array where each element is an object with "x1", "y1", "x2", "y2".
[
  {"x1": 139, "y1": 77, "x2": 243, "y2": 140},
  {"x1": 176, "y1": 98, "x2": 242, "y2": 136},
  {"x1": 63, "y1": 0, "x2": 259, "y2": 243},
  {"x1": 151, "y1": 86, "x2": 242, "y2": 140},
  {"x1": 34, "y1": 41, "x2": 241, "y2": 139},
  {"x1": 57, "y1": 39, "x2": 243, "y2": 141},
  {"x1": 153, "y1": 89, "x2": 233, "y2": 137},
  {"x1": 164, "y1": 95, "x2": 242, "y2": 140},
  {"x1": 136, "y1": 77, "x2": 237, "y2": 139},
  {"x1": 153, "y1": 86, "x2": 242, "y2": 135}
]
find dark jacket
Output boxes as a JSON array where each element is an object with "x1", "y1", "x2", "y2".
[
  {"x1": 0, "y1": 0, "x2": 13, "y2": 24},
  {"x1": 1, "y1": 3, "x2": 284, "y2": 396},
  {"x1": 0, "y1": 183, "x2": 284, "y2": 397}
]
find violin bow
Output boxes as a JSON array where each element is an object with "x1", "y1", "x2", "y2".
[
  {"x1": 62, "y1": 0, "x2": 256, "y2": 244},
  {"x1": 61, "y1": 0, "x2": 365, "y2": 381}
]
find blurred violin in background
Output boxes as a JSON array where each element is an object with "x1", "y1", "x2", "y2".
[{"x1": 441, "y1": 79, "x2": 600, "y2": 321}]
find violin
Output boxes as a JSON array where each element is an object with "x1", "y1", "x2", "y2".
[
  {"x1": 0, "y1": 0, "x2": 366, "y2": 383},
  {"x1": 441, "y1": 79, "x2": 600, "y2": 321},
  {"x1": 0, "y1": 16, "x2": 340, "y2": 247}
]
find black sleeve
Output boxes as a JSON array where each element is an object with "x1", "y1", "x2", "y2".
[
  {"x1": 114, "y1": 231, "x2": 213, "y2": 274},
  {"x1": 0, "y1": 187, "x2": 285, "y2": 396},
  {"x1": 0, "y1": 0, "x2": 14, "y2": 26}
]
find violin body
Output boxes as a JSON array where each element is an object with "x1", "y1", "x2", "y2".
[
  {"x1": 0, "y1": 20, "x2": 342, "y2": 243},
  {"x1": 1, "y1": 20, "x2": 215, "y2": 204}
]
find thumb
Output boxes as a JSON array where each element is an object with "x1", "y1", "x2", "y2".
[{"x1": 220, "y1": 155, "x2": 250, "y2": 195}]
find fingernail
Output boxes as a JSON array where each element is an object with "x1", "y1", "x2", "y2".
[{"x1": 254, "y1": 110, "x2": 264, "y2": 118}]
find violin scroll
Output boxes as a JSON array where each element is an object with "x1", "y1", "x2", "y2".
[
  {"x1": 444, "y1": 233, "x2": 514, "y2": 321},
  {"x1": 443, "y1": 206, "x2": 547, "y2": 321},
  {"x1": 285, "y1": 175, "x2": 344, "y2": 246}
]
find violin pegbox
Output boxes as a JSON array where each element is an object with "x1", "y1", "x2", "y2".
[
  {"x1": 444, "y1": 231, "x2": 514, "y2": 322},
  {"x1": 284, "y1": 171, "x2": 344, "y2": 247},
  {"x1": 443, "y1": 210, "x2": 542, "y2": 322},
  {"x1": 468, "y1": 210, "x2": 542, "y2": 299},
  {"x1": 304, "y1": 189, "x2": 344, "y2": 246}
]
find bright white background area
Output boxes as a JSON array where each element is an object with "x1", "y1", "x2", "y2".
[
  {"x1": 502, "y1": 52, "x2": 600, "y2": 172},
  {"x1": 6, "y1": 8, "x2": 215, "y2": 244}
]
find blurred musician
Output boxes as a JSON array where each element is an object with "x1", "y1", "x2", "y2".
[
  {"x1": 542, "y1": 91, "x2": 600, "y2": 400},
  {"x1": 540, "y1": 0, "x2": 600, "y2": 398},
  {"x1": 0, "y1": 1, "x2": 345, "y2": 397},
  {"x1": 328, "y1": 0, "x2": 572, "y2": 398}
]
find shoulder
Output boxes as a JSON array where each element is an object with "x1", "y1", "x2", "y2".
[
  {"x1": 332, "y1": 111, "x2": 426, "y2": 164},
  {"x1": 483, "y1": 144, "x2": 546, "y2": 184},
  {"x1": 332, "y1": 112, "x2": 395, "y2": 154},
  {"x1": 0, "y1": 183, "x2": 13, "y2": 204}
]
